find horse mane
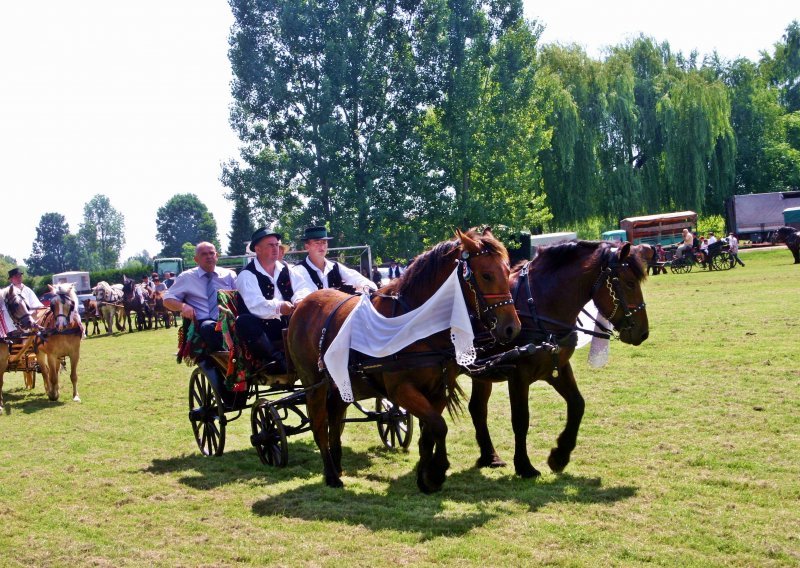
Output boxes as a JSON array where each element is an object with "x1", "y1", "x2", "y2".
[
  {"x1": 518, "y1": 240, "x2": 647, "y2": 281},
  {"x1": 777, "y1": 226, "x2": 798, "y2": 240},
  {"x1": 394, "y1": 229, "x2": 509, "y2": 297}
]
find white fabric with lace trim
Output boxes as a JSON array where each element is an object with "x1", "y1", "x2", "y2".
[{"x1": 323, "y1": 267, "x2": 475, "y2": 402}]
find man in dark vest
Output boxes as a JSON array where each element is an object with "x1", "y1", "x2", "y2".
[
  {"x1": 235, "y1": 228, "x2": 313, "y2": 373},
  {"x1": 292, "y1": 226, "x2": 377, "y2": 293},
  {"x1": 387, "y1": 259, "x2": 403, "y2": 280}
]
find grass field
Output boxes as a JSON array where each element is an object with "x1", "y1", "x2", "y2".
[{"x1": 1, "y1": 248, "x2": 798, "y2": 567}]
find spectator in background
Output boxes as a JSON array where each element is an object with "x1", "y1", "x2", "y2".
[
  {"x1": 163, "y1": 272, "x2": 176, "y2": 289},
  {"x1": 371, "y1": 265, "x2": 382, "y2": 288},
  {"x1": 727, "y1": 232, "x2": 745, "y2": 267},
  {"x1": 388, "y1": 259, "x2": 403, "y2": 279}
]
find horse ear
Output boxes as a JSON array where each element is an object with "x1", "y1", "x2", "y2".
[
  {"x1": 457, "y1": 229, "x2": 481, "y2": 253},
  {"x1": 48, "y1": 284, "x2": 54, "y2": 292},
  {"x1": 619, "y1": 242, "x2": 631, "y2": 261},
  {"x1": 482, "y1": 226, "x2": 493, "y2": 237}
]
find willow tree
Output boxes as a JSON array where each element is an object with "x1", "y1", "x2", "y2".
[{"x1": 658, "y1": 71, "x2": 735, "y2": 213}]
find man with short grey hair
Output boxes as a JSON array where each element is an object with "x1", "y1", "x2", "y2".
[{"x1": 163, "y1": 242, "x2": 236, "y2": 351}]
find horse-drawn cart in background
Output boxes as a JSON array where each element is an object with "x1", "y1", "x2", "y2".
[
  {"x1": 182, "y1": 290, "x2": 413, "y2": 465},
  {"x1": 667, "y1": 240, "x2": 737, "y2": 274}
]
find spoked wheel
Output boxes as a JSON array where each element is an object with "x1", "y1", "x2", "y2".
[
  {"x1": 713, "y1": 252, "x2": 734, "y2": 270},
  {"x1": 250, "y1": 399, "x2": 288, "y2": 467},
  {"x1": 188, "y1": 367, "x2": 226, "y2": 456},
  {"x1": 671, "y1": 262, "x2": 691, "y2": 274},
  {"x1": 376, "y1": 397, "x2": 414, "y2": 449}
]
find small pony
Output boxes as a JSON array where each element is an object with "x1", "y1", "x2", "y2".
[{"x1": 36, "y1": 283, "x2": 84, "y2": 402}]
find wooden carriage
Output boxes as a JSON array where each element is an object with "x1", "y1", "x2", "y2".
[{"x1": 181, "y1": 290, "x2": 413, "y2": 465}]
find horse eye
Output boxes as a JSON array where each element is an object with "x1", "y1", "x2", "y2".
[
  {"x1": 481, "y1": 273, "x2": 493, "y2": 282},
  {"x1": 625, "y1": 280, "x2": 635, "y2": 290}
]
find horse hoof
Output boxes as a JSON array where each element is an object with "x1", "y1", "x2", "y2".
[
  {"x1": 476, "y1": 454, "x2": 506, "y2": 469},
  {"x1": 514, "y1": 457, "x2": 541, "y2": 478},
  {"x1": 547, "y1": 448, "x2": 570, "y2": 473},
  {"x1": 325, "y1": 476, "x2": 344, "y2": 489},
  {"x1": 73, "y1": 396, "x2": 82, "y2": 403}
]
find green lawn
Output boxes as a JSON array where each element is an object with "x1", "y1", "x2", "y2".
[{"x1": 1, "y1": 248, "x2": 798, "y2": 567}]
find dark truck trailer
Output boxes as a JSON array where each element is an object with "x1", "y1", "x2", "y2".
[{"x1": 725, "y1": 191, "x2": 800, "y2": 242}]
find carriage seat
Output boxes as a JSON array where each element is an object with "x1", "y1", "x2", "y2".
[{"x1": 174, "y1": 290, "x2": 293, "y2": 390}]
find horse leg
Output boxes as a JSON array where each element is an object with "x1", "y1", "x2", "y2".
[
  {"x1": 69, "y1": 352, "x2": 80, "y2": 403},
  {"x1": 545, "y1": 363, "x2": 585, "y2": 473},
  {"x1": 305, "y1": 381, "x2": 344, "y2": 488},
  {"x1": 390, "y1": 379, "x2": 450, "y2": 494},
  {"x1": 508, "y1": 375, "x2": 541, "y2": 478},
  {"x1": 326, "y1": 393, "x2": 349, "y2": 475},
  {"x1": 40, "y1": 354, "x2": 60, "y2": 402},
  {"x1": 469, "y1": 380, "x2": 506, "y2": 468}
]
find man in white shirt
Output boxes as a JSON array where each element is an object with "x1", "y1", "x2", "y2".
[
  {"x1": 236, "y1": 228, "x2": 312, "y2": 372},
  {"x1": 293, "y1": 226, "x2": 377, "y2": 294},
  {"x1": 8, "y1": 268, "x2": 44, "y2": 311},
  {"x1": 163, "y1": 242, "x2": 237, "y2": 351}
]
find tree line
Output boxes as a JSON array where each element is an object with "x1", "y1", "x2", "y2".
[{"x1": 221, "y1": 0, "x2": 800, "y2": 259}]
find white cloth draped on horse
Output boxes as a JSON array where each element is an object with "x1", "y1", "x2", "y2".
[
  {"x1": 575, "y1": 300, "x2": 611, "y2": 368},
  {"x1": 323, "y1": 267, "x2": 476, "y2": 402}
]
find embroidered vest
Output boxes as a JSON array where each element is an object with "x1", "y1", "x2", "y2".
[
  {"x1": 300, "y1": 257, "x2": 343, "y2": 290},
  {"x1": 237, "y1": 260, "x2": 294, "y2": 316}
]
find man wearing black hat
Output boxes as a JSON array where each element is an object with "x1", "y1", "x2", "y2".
[
  {"x1": 293, "y1": 226, "x2": 376, "y2": 293},
  {"x1": 163, "y1": 242, "x2": 237, "y2": 350},
  {"x1": 235, "y1": 228, "x2": 312, "y2": 373},
  {"x1": 387, "y1": 259, "x2": 403, "y2": 280},
  {"x1": 7, "y1": 267, "x2": 44, "y2": 311}
]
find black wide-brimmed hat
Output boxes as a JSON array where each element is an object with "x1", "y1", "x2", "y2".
[
  {"x1": 301, "y1": 226, "x2": 333, "y2": 241},
  {"x1": 249, "y1": 227, "x2": 283, "y2": 252},
  {"x1": 8, "y1": 267, "x2": 23, "y2": 278}
]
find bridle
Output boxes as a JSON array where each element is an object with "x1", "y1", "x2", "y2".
[
  {"x1": 3, "y1": 288, "x2": 38, "y2": 331},
  {"x1": 50, "y1": 291, "x2": 76, "y2": 328},
  {"x1": 589, "y1": 252, "x2": 647, "y2": 332},
  {"x1": 457, "y1": 248, "x2": 514, "y2": 334}
]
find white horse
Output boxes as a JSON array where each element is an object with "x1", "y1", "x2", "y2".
[{"x1": 93, "y1": 281, "x2": 125, "y2": 333}]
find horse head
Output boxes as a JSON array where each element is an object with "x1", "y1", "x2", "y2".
[
  {"x1": 3, "y1": 285, "x2": 38, "y2": 330},
  {"x1": 590, "y1": 242, "x2": 649, "y2": 345},
  {"x1": 48, "y1": 283, "x2": 79, "y2": 331},
  {"x1": 455, "y1": 227, "x2": 521, "y2": 344},
  {"x1": 775, "y1": 226, "x2": 796, "y2": 244}
]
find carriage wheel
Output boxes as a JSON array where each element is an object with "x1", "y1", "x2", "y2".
[
  {"x1": 188, "y1": 367, "x2": 226, "y2": 456},
  {"x1": 376, "y1": 397, "x2": 414, "y2": 449},
  {"x1": 250, "y1": 399, "x2": 288, "y2": 467},
  {"x1": 714, "y1": 252, "x2": 734, "y2": 270},
  {"x1": 671, "y1": 262, "x2": 691, "y2": 274}
]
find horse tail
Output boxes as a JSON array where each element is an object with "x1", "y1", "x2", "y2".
[{"x1": 445, "y1": 370, "x2": 465, "y2": 419}]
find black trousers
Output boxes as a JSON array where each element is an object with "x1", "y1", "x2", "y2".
[
  {"x1": 235, "y1": 313, "x2": 285, "y2": 352},
  {"x1": 197, "y1": 319, "x2": 224, "y2": 351}
]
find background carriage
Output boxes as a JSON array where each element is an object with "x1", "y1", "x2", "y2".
[{"x1": 183, "y1": 290, "x2": 413, "y2": 465}]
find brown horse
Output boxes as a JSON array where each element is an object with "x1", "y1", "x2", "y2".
[
  {"x1": 35, "y1": 284, "x2": 83, "y2": 402},
  {"x1": 775, "y1": 226, "x2": 800, "y2": 264},
  {"x1": 468, "y1": 241, "x2": 651, "y2": 478},
  {"x1": 288, "y1": 228, "x2": 521, "y2": 493}
]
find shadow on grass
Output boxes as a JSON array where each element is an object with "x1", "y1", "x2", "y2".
[
  {"x1": 144, "y1": 439, "x2": 377, "y2": 491},
  {"x1": 1, "y1": 388, "x2": 65, "y2": 414},
  {"x1": 249, "y1": 468, "x2": 637, "y2": 537}
]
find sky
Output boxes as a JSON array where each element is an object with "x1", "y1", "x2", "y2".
[{"x1": 0, "y1": 1, "x2": 797, "y2": 266}]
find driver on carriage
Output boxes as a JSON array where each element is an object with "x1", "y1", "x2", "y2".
[
  {"x1": 163, "y1": 242, "x2": 237, "y2": 351},
  {"x1": 235, "y1": 228, "x2": 313, "y2": 374},
  {"x1": 675, "y1": 228, "x2": 694, "y2": 260},
  {"x1": 7, "y1": 268, "x2": 44, "y2": 312},
  {"x1": 292, "y1": 226, "x2": 377, "y2": 293}
]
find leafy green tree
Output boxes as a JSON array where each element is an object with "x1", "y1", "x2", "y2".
[
  {"x1": 181, "y1": 242, "x2": 195, "y2": 265},
  {"x1": 225, "y1": 0, "x2": 458, "y2": 255},
  {"x1": 0, "y1": 254, "x2": 17, "y2": 280},
  {"x1": 78, "y1": 194, "x2": 125, "y2": 270},
  {"x1": 24, "y1": 212, "x2": 70, "y2": 275},
  {"x1": 155, "y1": 194, "x2": 219, "y2": 257},
  {"x1": 226, "y1": 195, "x2": 255, "y2": 255},
  {"x1": 124, "y1": 250, "x2": 152, "y2": 267}
]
